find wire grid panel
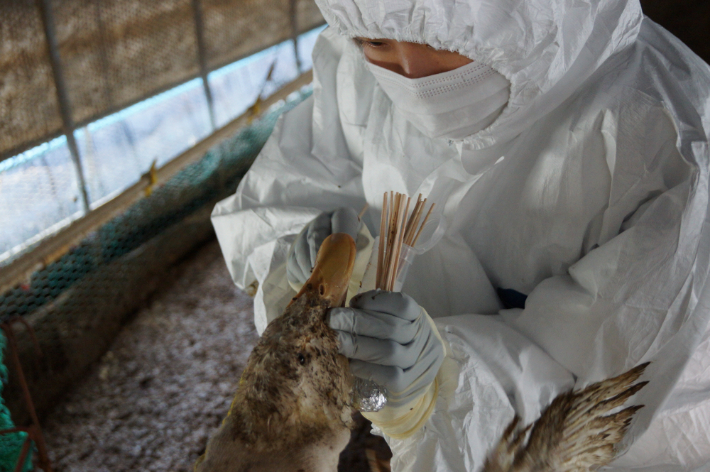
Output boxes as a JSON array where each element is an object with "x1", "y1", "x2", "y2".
[
  {"x1": 261, "y1": 44, "x2": 301, "y2": 97},
  {"x1": 0, "y1": 1, "x2": 63, "y2": 158},
  {"x1": 0, "y1": 139, "x2": 84, "y2": 256},
  {"x1": 76, "y1": 79, "x2": 213, "y2": 207},
  {"x1": 208, "y1": 40, "x2": 300, "y2": 128},
  {"x1": 0, "y1": 90, "x2": 311, "y2": 322},
  {"x1": 296, "y1": 0, "x2": 326, "y2": 34},
  {"x1": 0, "y1": 23, "x2": 321, "y2": 264},
  {"x1": 52, "y1": 0, "x2": 201, "y2": 127},
  {"x1": 201, "y1": 0, "x2": 292, "y2": 71},
  {"x1": 297, "y1": 25, "x2": 326, "y2": 72},
  {"x1": 0, "y1": 0, "x2": 323, "y2": 161}
]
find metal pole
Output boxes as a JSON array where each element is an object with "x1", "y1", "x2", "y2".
[
  {"x1": 1, "y1": 323, "x2": 53, "y2": 472},
  {"x1": 36, "y1": 0, "x2": 91, "y2": 213},
  {"x1": 290, "y1": 0, "x2": 302, "y2": 72},
  {"x1": 191, "y1": 0, "x2": 217, "y2": 131}
]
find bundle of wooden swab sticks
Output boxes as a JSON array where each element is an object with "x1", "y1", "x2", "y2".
[{"x1": 376, "y1": 192, "x2": 435, "y2": 291}]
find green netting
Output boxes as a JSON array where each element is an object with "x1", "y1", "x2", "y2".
[{"x1": 0, "y1": 331, "x2": 33, "y2": 472}]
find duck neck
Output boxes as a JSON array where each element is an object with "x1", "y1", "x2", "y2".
[
  {"x1": 196, "y1": 415, "x2": 351, "y2": 472},
  {"x1": 270, "y1": 428, "x2": 352, "y2": 472}
]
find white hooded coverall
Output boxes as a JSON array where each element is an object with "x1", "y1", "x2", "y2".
[{"x1": 211, "y1": 0, "x2": 710, "y2": 470}]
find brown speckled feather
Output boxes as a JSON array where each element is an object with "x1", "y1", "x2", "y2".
[{"x1": 483, "y1": 363, "x2": 649, "y2": 472}]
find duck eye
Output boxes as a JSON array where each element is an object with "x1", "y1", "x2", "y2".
[{"x1": 298, "y1": 353, "x2": 306, "y2": 365}]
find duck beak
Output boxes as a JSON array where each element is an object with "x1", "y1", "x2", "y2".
[{"x1": 289, "y1": 233, "x2": 356, "y2": 308}]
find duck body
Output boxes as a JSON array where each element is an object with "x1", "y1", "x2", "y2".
[{"x1": 195, "y1": 234, "x2": 357, "y2": 472}]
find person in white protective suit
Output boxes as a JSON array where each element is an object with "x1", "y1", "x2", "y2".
[{"x1": 211, "y1": 0, "x2": 710, "y2": 469}]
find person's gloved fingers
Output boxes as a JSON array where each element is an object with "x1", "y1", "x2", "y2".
[
  {"x1": 386, "y1": 355, "x2": 443, "y2": 404},
  {"x1": 349, "y1": 343, "x2": 443, "y2": 399},
  {"x1": 287, "y1": 232, "x2": 310, "y2": 285},
  {"x1": 396, "y1": 336, "x2": 445, "y2": 394},
  {"x1": 306, "y1": 211, "x2": 332, "y2": 268},
  {"x1": 288, "y1": 208, "x2": 358, "y2": 286},
  {"x1": 334, "y1": 331, "x2": 424, "y2": 369},
  {"x1": 331, "y1": 207, "x2": 361, "y2": 240},
  {"x1": 350, "y1": 290, "x2": 421, "y2": 321},
  {"x1": 328, "y1": 307, "x2": 419, "y2": 344},
  {"x1": 292, "y1": 226, "x2": 313, "y2": 283},
  {"x1": 349, "y1": 361, "x2": 412, "y2": 394},
  {"x1": 350, "y1": 356, "x2": 436, "y2": 395}
]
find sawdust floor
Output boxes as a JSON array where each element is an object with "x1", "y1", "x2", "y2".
[{"x1": 42, "y1": 239, "x2": 392, "y2": 471}]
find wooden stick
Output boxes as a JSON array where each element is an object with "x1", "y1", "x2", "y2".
[
  {"x1": 413, "y1": 198, "x2": 427, "y2": 242},
  {"x1": 412, "y1": 203, "x2": 435, "y2": 246},
  {"x1": 382, "y1": 192, "x2": 397, "y2": 290},
  {"x1": 376, "y1": 193, "x2": 387, "y2": 289},
  {"x1": 399, "y1": 195, "x2": 411, "y2": 253},
  {"x1": 403, "y1": 195, "x2": 411, "y2": 236},
  {"x1": 387, "y1": 193, "x2": 402, "y2": 290},
  {"x1": 402, "y1": 195, "x2": 420, "y2": 246},
  {"x1": 404, "y1": 196, "x2": 424, "y2": 246},
  {"x1": 389, "y1": 198, "x2": 407, "y2": 290},
  {"x1": 375, "y1": 192, "x2": 436, "y2": 291},
  {"x1": 358, "y1": 203, "x2": 369, "y2": 220},
  {"x1": 382, "y1": 194, "x2": 395, "y2": 291}
]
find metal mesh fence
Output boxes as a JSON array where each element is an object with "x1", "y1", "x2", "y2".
[
  {"x1": 0, "y1": 140, "x2": 84, "y2": 256},
  {"x1": 0, "y1": 1, "x2": 323, "y2": 469},
  {"x1": 0, "y1": 0, "x2": 324, "y2": 263},
  {"x1": 202, "y1": 0, "x2": 291, "y2": 71},
  {"x1": 1, "y1": 91, "x2": 309, "y2": 319},
  {"x1": 0, "y1": 1, "x2": 64, "y2": 159},
  {"x1": 76, "y1": 80, "x2": 214, "y2": 207},
  {"x1": 53, "y1": 0, "x2": 201, "y2": 126},
  {"x1": 0, "y1": 0, "x2": 322, "y2": 159},
  {"x1": 0, "y1": 86, "x2": 312, "y2": 469}
]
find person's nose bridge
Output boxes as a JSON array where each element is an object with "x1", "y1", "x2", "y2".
[{"x1": 396, "y1": 42, "x2": 430, "y2": 79}]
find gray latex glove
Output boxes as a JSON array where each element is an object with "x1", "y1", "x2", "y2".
[
  {"x1": 328, "y1": 290, "x2": 445, "y2": 406},
  {"x1": 287, "y1": 207, "x2": 362, "y2": 286}
]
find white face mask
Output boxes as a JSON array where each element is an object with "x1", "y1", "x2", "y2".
[{"x1": 366, "y1": 60, "x2": 510, "y2": 140}]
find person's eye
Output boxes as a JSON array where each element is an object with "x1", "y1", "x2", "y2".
[{"x1": 354, "y1": 38, "x2": 387, "y2": 49}]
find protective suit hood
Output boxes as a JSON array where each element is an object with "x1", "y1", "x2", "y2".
[{"x1": 315, "y1": 0, "x2": 644, "y2": 147}]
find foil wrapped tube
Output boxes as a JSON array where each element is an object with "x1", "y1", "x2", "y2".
[{"x1": 351, "y1": 377, "x2": 388, "y2": 412}]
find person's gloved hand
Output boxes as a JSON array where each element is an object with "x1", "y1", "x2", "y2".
[
  {"x1": 328, "y1": 290, "x2": 445, "y2": 406},
  {"x1": 287, "y1": 207, "x2": 361, "y2": 286}
]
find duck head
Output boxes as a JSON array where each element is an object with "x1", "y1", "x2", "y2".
[{"x1": 195, "y1": 233, "x2": 357, "y2": 472}]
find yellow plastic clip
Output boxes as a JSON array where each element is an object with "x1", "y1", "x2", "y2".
[
  {"x1": 246, "y1": 59, "x2": 277, "y2": 124},
  {"x1": 247, "y1": 96, "x2": 262, "y2": 124},
  {"x1": 143, "y1": 159, "x2": 158, "y2": 197}
]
